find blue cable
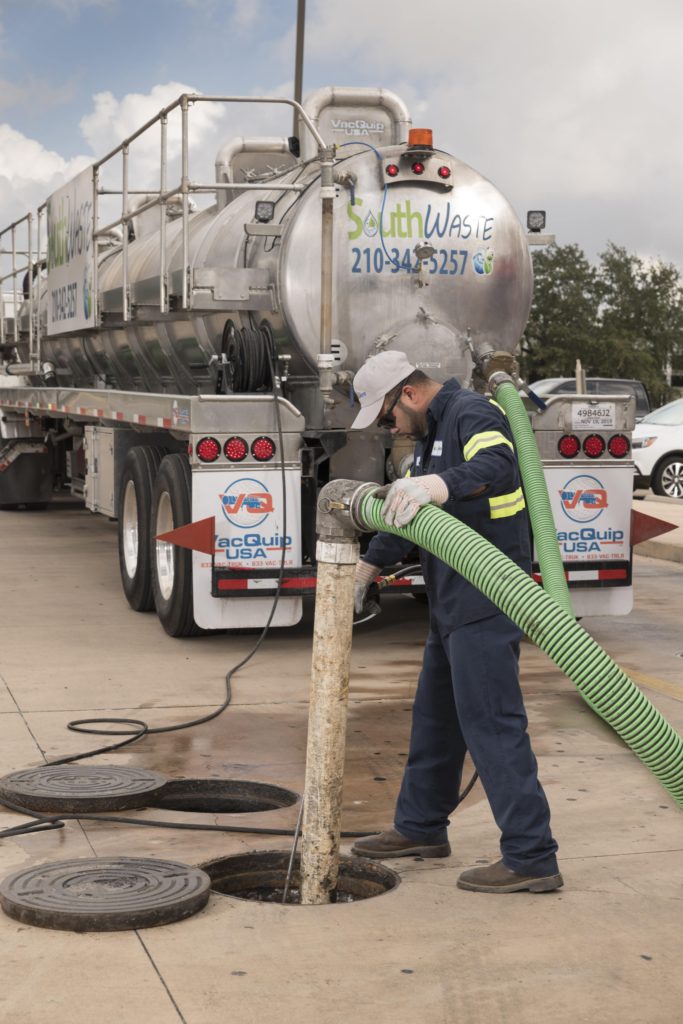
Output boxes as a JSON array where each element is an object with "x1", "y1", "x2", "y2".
[{"x1": 338, "y1": 141, "x2": 402, "y2": 272}]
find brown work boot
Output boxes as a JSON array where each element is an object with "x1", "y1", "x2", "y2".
[
  {"x1": 457, "y1": 859, "x2": 563, "y2": 893},
  {"x1": 351, "y1": 828, "x2": 451, "y2": 860}
]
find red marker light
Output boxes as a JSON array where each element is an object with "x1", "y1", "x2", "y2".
[
  {"x1": 583, "y1": 434, "x2": 606, "y2": 459},
  {"x1": 252, "y1": 436, "x2": 276, "y2": 462},
  {"x1": 196, "y1": 437, "x2": 220, "y2": 463},
  {"x1": 385, "y1": 163, "x2": 400, "y2": 177},
  {"x1": 608, "y1": 434, "x2": 630, "y2": 458},
  {"x1": 224, "y1": 436, "x2": 248, "y2": 462},
  {"x1": 412, "y1": 161, "x2": 425, "y2": 175},
  {"x1": 558, "y1": 434, "x2": 581, "y2": 458},
  {"x1": 438, "y1": 165, "x2": 451, "y2": 179}
]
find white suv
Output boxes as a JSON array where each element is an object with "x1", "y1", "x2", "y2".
[{"x1": 632, "y1": 398, "x2": 683, "y2": 499}]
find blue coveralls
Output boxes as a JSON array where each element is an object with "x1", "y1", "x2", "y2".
[{"x1": 362, "y1": 378, "x2": 559, "y2": 876}]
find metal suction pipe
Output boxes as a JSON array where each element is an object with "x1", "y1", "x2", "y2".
[{"x1": 300, "y1": 480, "x2": 361, "y2": 905}]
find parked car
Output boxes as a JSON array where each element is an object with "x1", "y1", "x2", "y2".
[
  {"x1": 528, "y1": 377, "x2": 651, "y2": 421},
  {"x1": 632, "y1": 397, "x2": 683, "y2": 498}
]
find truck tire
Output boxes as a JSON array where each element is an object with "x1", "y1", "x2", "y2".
[
  {"x1": 151, "y1": 454, "x2": 201, "y2": 637},
  {"x1": 118, "y1": 446, "x2": 165, "y2": 611},
  {"x1": 652, "y1": 455, "x2": 683, "y2": 499}
]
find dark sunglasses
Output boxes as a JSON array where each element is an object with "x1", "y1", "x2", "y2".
[{"x1": 377, "y1": 387, "x2": 403, "y2": 429}]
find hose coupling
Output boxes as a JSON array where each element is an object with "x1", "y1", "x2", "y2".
[{"x1": 487, "y1": 369, "x2": 517, "y2": 393}]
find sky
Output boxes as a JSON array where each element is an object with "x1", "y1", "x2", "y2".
[{"x1": 0, "y1": 0, "x2": 682, "y2": 273}]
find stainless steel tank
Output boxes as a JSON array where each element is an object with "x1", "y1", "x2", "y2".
[{"x1": 29, "y1": 89, "x2": 533, "y2": 428}]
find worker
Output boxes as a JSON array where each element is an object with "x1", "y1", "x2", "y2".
[{"x1": 349, "y1": 350, "x2": 562, "y2": 894}]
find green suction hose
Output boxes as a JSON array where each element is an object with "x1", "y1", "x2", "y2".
[
  {"x1": 492, "y1": 377, "x2": 573, "y2": 617},
  {"x1": 357, "y1": 493, "x2": 683, "y2": 807}
]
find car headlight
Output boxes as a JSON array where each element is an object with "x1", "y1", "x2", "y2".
[{"x1": 632, "y1": 436, "x2": 658, "y2": 449}]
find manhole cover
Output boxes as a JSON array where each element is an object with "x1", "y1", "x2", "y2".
[
  {"x1": 0, "y1": 765, "x2": 169, "y2": 813},
  {"x1": 0, "y1": 857, "x2": 211, "y2": 931},
  {"x1": 153, "y1": 779, "x2": 299, "y2": 814},
  {"x1": 201, "y1": 850, "x2": 400, "y2": 904}
]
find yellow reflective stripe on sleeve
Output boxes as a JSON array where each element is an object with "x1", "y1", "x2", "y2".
[
  {"x1": 463, "y1": 431, "x2": 514, "y2": 461},
  {"x1": 489, "y1": 487, "x2": 526, "y2": 519},
  {"x1": 488, "y1": 398, "x2": 507, "y2": 416}
]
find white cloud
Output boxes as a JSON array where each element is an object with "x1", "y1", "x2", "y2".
[
  {"x1": 301, "y1": 0, "x2": 683, "y2": 265},
  {"x1": 231, "y1": 0, "x2": 264, "y2": 30},
  {"x1": 0, "y1": 123, "x2": 91, "y2": 231},
  {"x1": 78, "y1": 79, "x2": 294, "y2": 196}
]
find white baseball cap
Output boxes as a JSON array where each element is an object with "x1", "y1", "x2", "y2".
[{"x1": 351, "y1": 351, "x2": 416, "y2": 430}]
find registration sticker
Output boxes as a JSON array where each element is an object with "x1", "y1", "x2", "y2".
[{"x1": 571, "y1": 402, "x2": 616, "y2": 430}]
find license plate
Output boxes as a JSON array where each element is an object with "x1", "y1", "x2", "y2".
[{"x1": 571, "y1": 402, "x2": 616, "y2": 430}]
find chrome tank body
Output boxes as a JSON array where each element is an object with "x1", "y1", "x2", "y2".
[{"x1": 36, "y1": 141, "x2": 532, "y2": 431}]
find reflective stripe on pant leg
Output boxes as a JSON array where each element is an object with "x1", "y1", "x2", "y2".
[
  {"x1": 394, "y1": 630, "x2": 467, "y2": 843},
  {"x1": 445, "y1": 614, "x2": 559, "y2": 875}
]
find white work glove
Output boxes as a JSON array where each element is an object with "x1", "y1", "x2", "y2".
[
  {"x1": 379, "y1": 475, "x2": 449, "y2": 528},
  {"x1": 354, "y1": 560, "x2": 381, "y2": 615}
]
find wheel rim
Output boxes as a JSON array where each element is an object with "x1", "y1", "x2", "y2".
[
  {"x1": 661, "y1": 461, "x2": 683, "y2": 499},
  {"x1": 121, "y1": 480, "x2": 139, "y2": 579},
  {"x1": 155, "y1": 491, "x2": 175, "y2": 601}
]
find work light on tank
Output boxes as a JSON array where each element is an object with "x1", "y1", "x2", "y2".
[
  {"x1": 254, "y1": 201, "x2": 275, "y2": 223},
  {"x1": 527, "y1": 210, "x2": 546, "y2": 232}
]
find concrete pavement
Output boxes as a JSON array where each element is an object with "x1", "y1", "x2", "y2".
[{"x1": 0, "y1": 498, "x2": 681, "y2": 1024}]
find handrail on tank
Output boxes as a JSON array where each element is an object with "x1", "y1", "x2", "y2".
[
  {"x1": 0, "y1": 211, "x2": 37, "y2": 370},
  {"x1": 89, "y1": 93, "x2": 329, "y2": 318},
  {"x1": 0, "y1": 93, "x2": 335, "y2": 361}
]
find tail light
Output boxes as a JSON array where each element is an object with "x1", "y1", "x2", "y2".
[
  {"x1": 608, "y1": 434, "x2": 630, "y2": 458},
  {"x1": 196, "y1": 437, "x2": 220, "y2": 463},
  {"x1": 583, "y1": 434, "x2": 606, "y2": 459},
  {"x1": 558, "y1": 434, "x2": 581, "y2": 458},
  {"x1": 252, "y1": 436, "x2": 276, "y2": 461},
  {"x1": 224, "y1": 436, "x2": 248, "y2": 462},
  {"x1": 411, "y1": 161, "x2": 425, "y2": 175},
  {"x1": 437, "y1": 165, "x2": 451, "y2": 179},
  {"x1": 385, "y1": 163, "x2": 399, "y2": 177}
]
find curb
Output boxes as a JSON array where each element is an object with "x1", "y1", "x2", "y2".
[{"x1": 636, "y1": 540, "x2": 683, "y2": 565}]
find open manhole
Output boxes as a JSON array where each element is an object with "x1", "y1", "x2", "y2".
[
  {"x1": 152, "y1": 779, "x2": 299, "y2": 814},
  {"x1": 201, "y1": 850, "x2": 400, "y2": 905}
]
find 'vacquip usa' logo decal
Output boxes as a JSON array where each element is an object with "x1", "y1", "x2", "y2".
[
  {"x1": 559, "y1": 475, "x2": 608, "y2": 524},
  {"x1": 219, "y1": 478, "x2": 273, "y2": 528}
]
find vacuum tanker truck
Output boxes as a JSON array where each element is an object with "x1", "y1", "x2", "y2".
[{"x1": 0, "y1": 87, "x2": 636, "y2": 635}]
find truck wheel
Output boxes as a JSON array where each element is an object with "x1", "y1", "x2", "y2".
[
  {"x1": 118, "y1": 446, "x2": 165, "y2": 611},
  {"x1": 151, "y1": 454, "x2": 201, "y2": 637},
  {"x1": 652, "y1": 456, "x2": 683, "y2": 499}
]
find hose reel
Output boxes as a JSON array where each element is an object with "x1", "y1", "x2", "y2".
[{"x1": 217, "y1": 320, "x2": 277, "y2": 394}]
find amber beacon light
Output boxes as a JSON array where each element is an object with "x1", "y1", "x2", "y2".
[{"x1": 407, "y1": 128, "x2": 433, "y2": 149}]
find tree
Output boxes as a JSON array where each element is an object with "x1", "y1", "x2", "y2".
[
  {"x1": 595, "y1": 244, "x2": 683, "y2": 405},
  {"x1": 521, "y1": 244, "x2": 599, "y2": 383},
  {"x1": 521, "y1": 242, "x2": 683, "y2": 405}
]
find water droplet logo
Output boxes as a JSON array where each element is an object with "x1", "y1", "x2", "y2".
[
  {"x1": 473, "y1": 248, "x2": 494, "y2": 275},
  {"x1": 363, "y1": 211, "x2": 379, "y2": 237}
]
